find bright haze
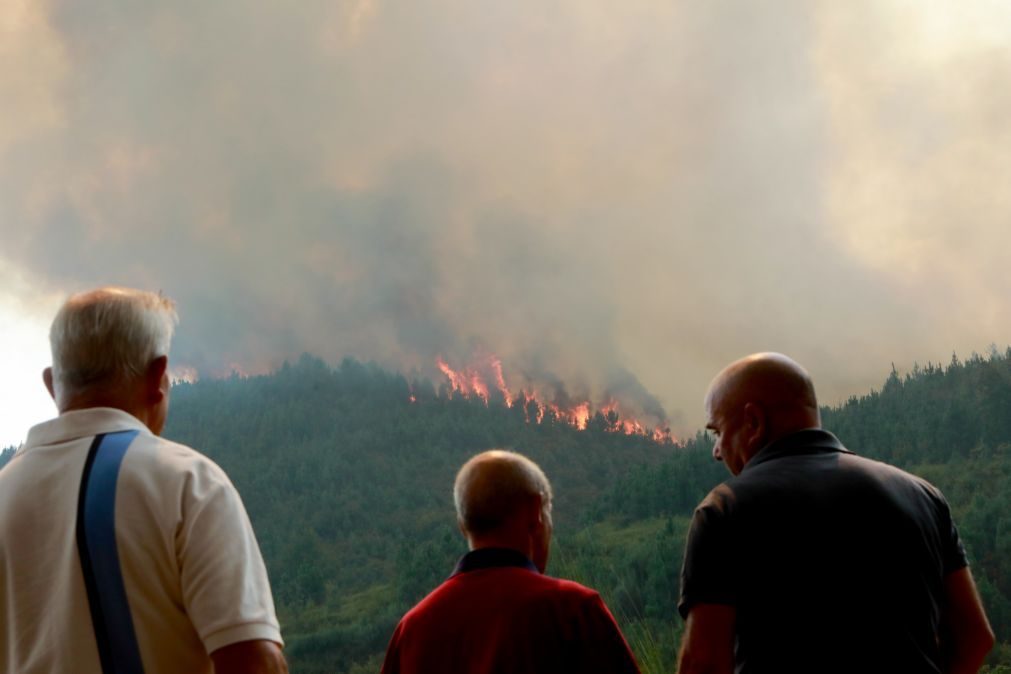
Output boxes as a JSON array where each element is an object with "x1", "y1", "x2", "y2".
[{"x1": 2, "y1": 1, "x2": 1010, "y2": 447}]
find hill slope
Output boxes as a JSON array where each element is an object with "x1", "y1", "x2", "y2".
[
  {"x1": 6, "y1": 351, "x2": 1007, "y2": 671},
  {"x1": 164, "y1": 354, "x2": 677, "y2": 671}
]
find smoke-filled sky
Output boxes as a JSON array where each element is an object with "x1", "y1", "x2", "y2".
[{"x1": 2, "y1": 0, "x2": 1011, "y2": 447}]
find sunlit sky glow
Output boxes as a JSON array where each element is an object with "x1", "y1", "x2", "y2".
[
  {"x1": 0, "y1": 267, "x2": 62, "y2": 447},
  {"x1": 2, "y1": 0, "x2": 1010, "y2": 448}
]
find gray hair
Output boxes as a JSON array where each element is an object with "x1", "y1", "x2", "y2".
[
  {"x1": 454, "y1": 450, "x2": 553, "y2": 535},
  {"x1": 49, "y1": 287, "x2": 178, "y2": 398}
]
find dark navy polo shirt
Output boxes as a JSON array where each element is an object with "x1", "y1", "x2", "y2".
[{"x1": 679, "y1": 429, "x2": 967, "y2": 674}]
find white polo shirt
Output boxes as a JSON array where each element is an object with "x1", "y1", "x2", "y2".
[{"x1": 0, "y1": 407, "x2": 282, "y2": 674}]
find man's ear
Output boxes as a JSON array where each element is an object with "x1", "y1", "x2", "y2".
[
  {"x1": 742, "y1": 401, "x2": 766, "y2": 448},
  {"x1": 529, "y1": 494, "x2": 547, "y2": 531},
  {"x1": 146, "y1": 356, "x2": 169, "y2": 403},
  {"x1": 43, "y1": 367, "x2": 56, "y2": 401}
]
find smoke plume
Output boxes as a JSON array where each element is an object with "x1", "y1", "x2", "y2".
[{"x1": 2, "y1": 0, "x2": 1010, "y2": 433}]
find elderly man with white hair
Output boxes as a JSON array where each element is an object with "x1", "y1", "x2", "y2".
[
  {"x1": 0, "y1": 287, "x2": 287, "y2": 674},
  {"x1": 381, "y1": 449, "x2": 640, "y2": 674}
]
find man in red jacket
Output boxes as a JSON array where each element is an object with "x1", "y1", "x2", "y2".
[{"x1": 382, "y1": 449, "x2": 641, "y2": 674}]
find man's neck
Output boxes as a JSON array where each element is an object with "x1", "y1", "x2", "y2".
[
  {"x1": 59, "y1": 393, "x2": 153, "y2": 433},
  {"x1": 468, "y1": 538, "x2": 533, "y2": 558}
]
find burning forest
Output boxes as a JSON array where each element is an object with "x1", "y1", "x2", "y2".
[{"x1": 422, "y1": 355, "x2": 675, "y2": 444}]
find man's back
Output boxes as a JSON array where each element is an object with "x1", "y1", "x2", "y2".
[
  {"x1": 680, "y1": 429, "x2": 966, "y2": 673},
  {"x1": 384, "y1": 548, "x2": 640, "y2": 674},
  {"x1": 0, "y1": 408, "x2": 281, "y2": 674}
]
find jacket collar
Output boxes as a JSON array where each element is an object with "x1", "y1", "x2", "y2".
[
  {"x1": 451, "y1": 547, "x2": 539, "y2": 577},
  {"x1": 743, "y1": 428, "x2": 853, "y2": 472}
]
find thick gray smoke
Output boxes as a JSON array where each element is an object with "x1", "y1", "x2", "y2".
[{"x1": 2, "y1": 0, "x2": 1010, "y2": 433}]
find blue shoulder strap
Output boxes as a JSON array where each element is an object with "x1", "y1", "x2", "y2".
[{"x1": 76, "y1": 429, "x2": 145, "y2": 674}]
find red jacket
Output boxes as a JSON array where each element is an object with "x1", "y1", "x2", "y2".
[{"x1": 382, "y1": 548, "x2": 641, "y2": 674}]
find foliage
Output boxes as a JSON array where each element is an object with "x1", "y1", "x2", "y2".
[
  {"x1": 159, "y1": 350, "x2": 1011, "y2": 672},
  {"x1": 164, "y1": 354, "x2": 674, "y2": 672},
  {"x1": 0, "y1": 446, "x2": 14, "y2": 471}
]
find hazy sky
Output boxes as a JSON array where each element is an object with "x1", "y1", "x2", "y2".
[{"x1": 2, "y1": 0, "x2": 1010, "y2": 447}]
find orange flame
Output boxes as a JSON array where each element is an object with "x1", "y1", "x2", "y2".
[
  {"x1": 433, "y1": 356, "x2": 674, "y2": 443},
  {"x1": 521, "y1": 392, "x2": 546, "y2": 424},
  {"x1": 490, "y1": 357, "x2": 513, "y2": 407},
  {"x1": 437, "y1": 357, "x2": 467, "y2": 395},
  {"x1": 558, "y1": 401, "x2": 591, "y2": 430},
  {"x1": 470, "y1": 372, "x2": 489, "y2": 404},
  {"x1": 436, "y1": 357, "x2": 491, "y2": 405}
]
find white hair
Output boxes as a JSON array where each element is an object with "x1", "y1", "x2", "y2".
[
  {"x1": 49, "y1": 287, "x2": 178, "y2": 399},
  {"x1": 454, "y1": 449, "x2": 553, "y2": 535}
]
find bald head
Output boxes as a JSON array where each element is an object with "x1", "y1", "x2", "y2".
[
  {"x1": 704, "y1": 353, "x2": 821, "y2": 474},
  {"x1": 453, "y1": 450, "x2": 553, "y2": 571},
  {"x1": 454, "y1": 450, "x2": 552, "y2": 535},
  {"x1": 707, "y1": 353, "x2": 819, "y2": 422}
]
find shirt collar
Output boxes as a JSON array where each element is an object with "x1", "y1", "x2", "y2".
[
  {"x1": 451, "y1": 547, "x2": 539, "y2": 577},
  {"x1": 22, "y1": 407, "x2": 151, "y2": 451},
  {"x1": 743, "y1": 428, "x2": 853, "y2": 472}
]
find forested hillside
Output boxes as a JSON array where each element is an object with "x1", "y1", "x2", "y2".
[
  {"x1": 164, "y1": 350, "x2": 1011, "y2": 672},
  {"x1": 164, "y1": 354, "x2": 678, "y2": 672},
  {"x1": 5, "y1": 351, "x2": 1009, "y2": 672}
]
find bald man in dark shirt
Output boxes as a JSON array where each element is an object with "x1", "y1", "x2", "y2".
[{"x1": 678, "y1": 353, "x2": 995, "y2": 674}]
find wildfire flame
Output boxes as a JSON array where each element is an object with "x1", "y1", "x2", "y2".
[
  {"x1": 169, "y1": 365, "x2": 199, "y2": 384},
  {"x1": 490, "y1": 357, "x2": 513, "y2": 407},
  {"x1": 437, "y1": 357, "x2": 491, "y2": 404},
  {"x1": 430, "y1": 356, "x2": 674, "y2": 443}
]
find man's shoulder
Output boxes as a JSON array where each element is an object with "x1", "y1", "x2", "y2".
[
  {"x1": 116, "y1": 433, "x2": 239, "y2": 505},
  {"x1": 835, "y1": 450, "x2": 939, "y2": 486},
  {"x1": 840, "y1": 452, "x2": 951, "y2": 508},
  {"x1": 736, "y1": 438, "x2": 951, "y2": 511},
  {"x1": 696, "y1": 481, "x2": 738, "y2": 515},
  {"x1": 407, "y1": 569, "x2": 600, "y2": 618},
  {"x1": 131, "y1": 432, "x2": 215, "y2": 464},
  {"x1": 492, "y1": 568, "x2": 601, "y2": 602},
  {"x1": 128, "y1": 433, "x2": 227, "y2": 473},
  {"x1": 538, "y1": 574, "x2": 603, "y2": 602}
]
